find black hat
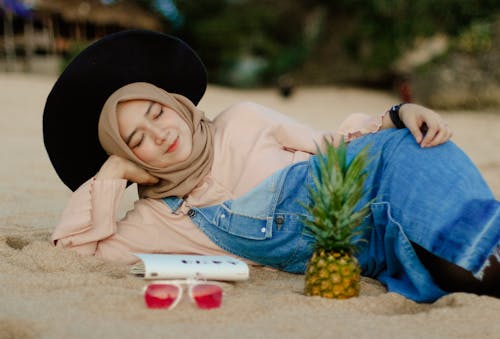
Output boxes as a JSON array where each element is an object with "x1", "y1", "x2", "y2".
[{"x1": 43, "y1": 30, "x2": 207, "y2": 191}]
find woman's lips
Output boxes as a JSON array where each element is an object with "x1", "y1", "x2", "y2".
[{"x1": 166, "y1": 137, "x2": 179, "y2": 153}]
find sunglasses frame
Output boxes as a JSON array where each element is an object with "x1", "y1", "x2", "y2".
[{"x1": 143, "y1": 279, "x2": 224, "y2": 310}]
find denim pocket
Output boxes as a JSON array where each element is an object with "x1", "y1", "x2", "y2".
[{"x1": 206, "y1": 203, "x2": 272, "y2": 240}]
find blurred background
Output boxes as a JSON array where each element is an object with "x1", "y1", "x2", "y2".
[{"x1": 2, "y1": 0, "x2": 500, "y2": 109}]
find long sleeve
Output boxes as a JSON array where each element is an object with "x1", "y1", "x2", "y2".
[
  {"x1": 220, "y1": 102, "x2": 332, "y2": 154},
  {"x1": 336, "y1": 112, "x2": 387, "y2": 143},
  {"x1": 51, "y1": 178, "x2": 133, "y2": 260},
  {"x1": 52, "y1": 179, "x2": 231, "y2": 264},
  {"x1": 250, "y1": 103, "x2": 333, "y2": 153},
  {"x1": 52, "y1": 178, "x2": 126, "y2": 245},
  {"x1": 218, "y1": 102, "x2": 385, "y2": 153}
]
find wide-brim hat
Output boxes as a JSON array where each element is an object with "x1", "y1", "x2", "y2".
[{"x1": 43, "y1": 30, "x2": 207, "y2": 191}]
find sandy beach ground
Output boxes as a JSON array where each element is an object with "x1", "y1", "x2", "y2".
[{"x1": 0, "y1": 73, "x2": 499, "y2": 339}]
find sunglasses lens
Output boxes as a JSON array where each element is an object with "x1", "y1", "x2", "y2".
[
  {"x1": 191, "y1": 284, "x2": 223, "y2": 309},
  {"x1": 144, "y1": 284, "x2": 180, "y2": 309}
]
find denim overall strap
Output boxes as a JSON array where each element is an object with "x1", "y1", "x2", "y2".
[
  {"x1": 162, "y1": 162, "x2": 316, "y2": 273},
  {"x1": 163, "y1": 196, "x2": 186, "y2": 213}
]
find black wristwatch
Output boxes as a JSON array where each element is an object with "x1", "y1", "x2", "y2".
[{"x1": 389, "y1": 103, "x2": 407, "y2": 129}]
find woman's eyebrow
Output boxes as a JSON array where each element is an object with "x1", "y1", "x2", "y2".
[{"x1": 125, "y1": 101, "x2": 154, "y2": 145}]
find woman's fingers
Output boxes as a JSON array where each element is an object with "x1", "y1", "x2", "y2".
[
  {"x1": 97, "y1": 155, "x2": 159, "y2": 184},
  {"x1": 404, "y1": 118, "x2": 424, "y2": 144},
  {"x1": 437, "y1": 123, "x2": 453, "y2": 145},
  {"x1": 128, "y1": 171, "x2": 159, "y2": 185},
  {"x1": 421, "y1": 121, "x2": 452, "y2": 147},
  {"x1": 124, "y1": 163, "x2": 159, "y2": 185},
  {"x1": 399, "y1": 104, "x2": 452, "y2": 147},
  {"x1": 136, "y1": 172, "x2": 160, "y2": 185},
  {"x1": 420, "y1": 121, "x2": 440, "y2": 147}
]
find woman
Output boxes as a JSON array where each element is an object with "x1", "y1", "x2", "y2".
[{"x1": 44, "y1": 30, "x2": 499, "y2": 303}]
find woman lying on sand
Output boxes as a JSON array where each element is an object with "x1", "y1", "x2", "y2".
[{"x1": 43, "y1": 30, "x2": 499, "y2": 303}]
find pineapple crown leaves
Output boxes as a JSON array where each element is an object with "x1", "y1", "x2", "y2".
[{"x1": 300, "y1": 138, "x2": 372, "y2": 254}]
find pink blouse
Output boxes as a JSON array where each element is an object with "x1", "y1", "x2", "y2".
[{"x1": 52, "y1": 102, "x2": 385, "y2": 264}]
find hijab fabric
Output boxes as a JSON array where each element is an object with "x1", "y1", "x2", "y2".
[{"x1": 98, "y1": 82, "x2": 214, "y2": 199}]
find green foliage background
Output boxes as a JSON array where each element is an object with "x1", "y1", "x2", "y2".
[{"x1": 143, "y1": 0, "x2": 500, "y2": 87}]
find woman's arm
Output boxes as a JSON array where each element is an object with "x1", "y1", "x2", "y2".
[
  {"x1": 229, "y1": 101, "x2": 451, "y2": 151},
  {"x1": 52, "y1": 156, "x2": 234, "y2": 264},
  {"x1": 51, "y1": 156, "x2": 159, "y2": 263}
]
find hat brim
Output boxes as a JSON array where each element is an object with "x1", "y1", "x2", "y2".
[{"x1": 43, "y1": 30, "x2": 207, "y2": 191}]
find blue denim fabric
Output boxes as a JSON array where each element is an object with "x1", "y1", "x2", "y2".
[
  {"x1": 163, "y1": 129, "x2": 500, "y2": 302},
  {"x1": 164, "y1": 161, "x2": 316, "y2": 273}
]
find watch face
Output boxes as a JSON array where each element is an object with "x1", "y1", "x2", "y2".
[{"x1": 391, "y1": 104, "x2": 402, "y2": 112}]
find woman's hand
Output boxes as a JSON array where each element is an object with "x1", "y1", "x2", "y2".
[
  {"x1": 399, "y1": 103, "x2": 452, "y2": 147},
  {"x1": 96, "y1": 155, "x2": 159, "y2": 185},
  {"x1": 380, "y1": 103, "x2": 452, "y2": 147}
]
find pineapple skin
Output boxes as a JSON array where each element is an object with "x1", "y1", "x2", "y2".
[{"x1": 304, "y1": 249, "x2": 361, "y2": 299}]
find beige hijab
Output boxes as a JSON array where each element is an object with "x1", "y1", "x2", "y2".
[{"x1": 98, "y1": 82, "x2": 214, "y2": 199}]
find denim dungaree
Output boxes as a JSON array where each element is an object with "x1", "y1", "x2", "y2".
[{"x1": 163, "y1": 129, "x2": 500, "y2": 302}]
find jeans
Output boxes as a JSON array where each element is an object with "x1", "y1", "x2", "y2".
[{"x1": 163, "y1": 129, "x2": 500, "y2": 302}]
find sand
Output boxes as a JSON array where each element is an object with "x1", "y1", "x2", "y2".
[{"x1": 1, "y1": 73, "x2": 499, "y2": 339}]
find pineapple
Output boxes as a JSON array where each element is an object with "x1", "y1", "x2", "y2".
[{"x1": 302, "y1": 139, "x2": 371, "y2": 299}]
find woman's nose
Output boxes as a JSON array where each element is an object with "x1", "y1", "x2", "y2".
[
  {"x1": 151, "y1": 127, "x2": 166, "y2": 144},
  {"x1": 154, "y1": 135, "x2": 165, "y2": 145}
]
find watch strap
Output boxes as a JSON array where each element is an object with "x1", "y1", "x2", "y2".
[{"x1": 389, "y1": 103, "x2": 406, "y2": 129}]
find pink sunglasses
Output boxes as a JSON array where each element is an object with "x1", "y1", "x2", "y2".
[{"x1": 143, "y1": 280, "x2": 223, "y2": 310}]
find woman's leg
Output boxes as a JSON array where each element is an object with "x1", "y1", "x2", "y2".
[
  {"x1": 348, "y1": 129, "x2": 500, "y2": 301},
  {"x1": 412, "y1": 242, "x2": 500, "y2": 297}
]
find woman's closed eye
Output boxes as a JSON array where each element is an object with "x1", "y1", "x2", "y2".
[
  {"x1": 153, "y1": 108, "x2": 164, "y2": 120},
  {"x1": 132, "y1": 134, "x2": 144, "y2": 148}
]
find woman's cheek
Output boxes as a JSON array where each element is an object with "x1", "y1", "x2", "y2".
[{"x1": 135, "y1": 144, "x2": 155, "y2": 164}]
